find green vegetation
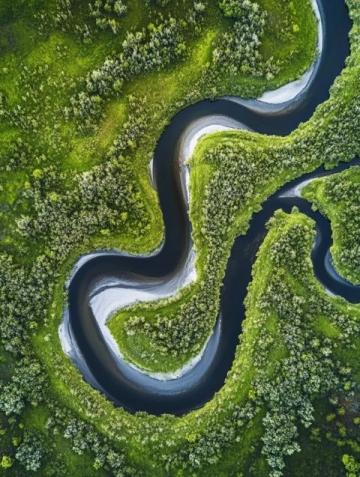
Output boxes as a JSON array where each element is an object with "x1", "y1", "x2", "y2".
[
  {"x1": 302, "y1": 167, "x2": 360, "y2": 284},
  {"x1": 0, "y1": 0, "x2": 359, "y2": 476}
]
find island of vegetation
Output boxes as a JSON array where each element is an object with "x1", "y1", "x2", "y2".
[{"x1": 0, "y1": 0, "x2": 359, "y2": 476}]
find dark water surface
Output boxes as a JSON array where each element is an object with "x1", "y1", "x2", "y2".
[{"x1": 66, "y1": 0, "x2": 357, "y2": 415}]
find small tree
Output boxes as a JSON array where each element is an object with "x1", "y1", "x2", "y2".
[
  {"x1": 0, "y1": 455, "x2": 13, "y2": 469},
  {"x1": 15, "y1": 432, "x2": 45, "y2": 472}
]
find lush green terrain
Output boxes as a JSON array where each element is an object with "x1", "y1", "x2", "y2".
[
  {"x1": 303, "y1": 167, "x2": 360, "y2": 285},
  {"x1": 0, "y1": 0, "x2": 360, "y2": 476}
]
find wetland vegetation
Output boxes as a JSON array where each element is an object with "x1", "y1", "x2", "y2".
[{"x1": 0, "y1": 0, "x2": 360, "y2": 476}]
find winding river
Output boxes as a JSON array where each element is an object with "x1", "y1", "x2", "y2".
[{"x1": 60, "y1": 0, "x2": 359, "y2": 415}]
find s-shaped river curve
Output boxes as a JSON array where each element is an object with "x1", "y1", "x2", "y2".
[{"x1": 60, "y1": 0, "x2": 358, "y2": 415}]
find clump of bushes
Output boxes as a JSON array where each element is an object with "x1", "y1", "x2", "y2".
[
  {"x1": 213, "y1": 0, "x2": 278, "y2": 79},
  {"x1": 89, "y1": 0, "x2": 128, "y2": 34}
]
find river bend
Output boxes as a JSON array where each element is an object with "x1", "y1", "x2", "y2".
[{"x1": 60, "y1": 0, "x2": 358, "y2": 415}]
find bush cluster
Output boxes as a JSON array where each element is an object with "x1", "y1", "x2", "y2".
[
  {"x1": 214, "y1": 0, "x2": 278, "y2": 79},
  {"x1": 89, "y1": 0, "x2": 128, "y2": 34}
]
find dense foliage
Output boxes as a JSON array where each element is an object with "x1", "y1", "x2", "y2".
[
  {"x1": 0, "y1": 0, "x2": 358, "y2": 475},
  {"x1": 214, "y1": 0, "x2": 278, "y2": 79},
  {"x1": 89, "y1": 0, "x2": 128, "y2": 33},
  {"x1": 303, "y1": 167, "x2": 360, "y2": 284}
]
